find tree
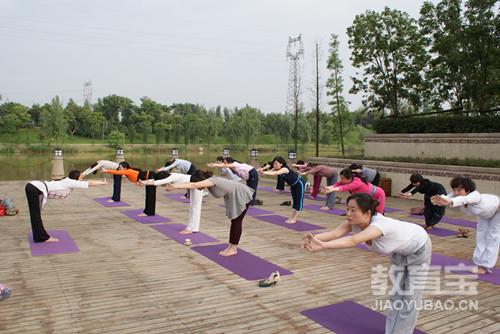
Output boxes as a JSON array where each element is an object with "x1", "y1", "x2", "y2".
[
  {"x1": 39, "y1": 96, "x2": 67, "y2": 144},
  {"x1": 64, "y1": 98, "x2": 81, "y2": 136},
  {"x1": 347, "y1": 7, "x2": 429, "y2": 116},
  {"x1": 0, "y1": 102, "x2": 30, "y2": 142},
  {"x1": 326, "y1": 34, "x2": 349, "y2": 155}
]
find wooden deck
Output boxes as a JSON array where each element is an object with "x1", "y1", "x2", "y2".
[{"x1": 0, "y1": 180, "x2": 499, "y2": 333}]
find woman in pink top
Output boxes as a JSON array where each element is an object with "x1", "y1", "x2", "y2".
[{"x1": 321, "y1": 168, "x2": 386, "y2": 214}]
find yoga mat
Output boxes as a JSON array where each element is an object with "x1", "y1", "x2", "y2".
[
  {"x1": 151, "y1": 224, "x2": 219, "y2": 245},
  {"x1": 302, "y1": 300, "x2": 425, "y2": 334},
  {"x1": 191, "y1": 243, "x2": 292, "y2": 280},
  {"x1": 94, "y1": 196, "x2": 130, "y2": 207},
  {"x1": 405, "y1": 220, "x2": 457, "y2": 237},
  {"x1": 303, "y1": 204, "x2": 346, "y2": 216},
  {"x1": 253, "y1": 214, "x2": 324, "y2": 232},
  {"x1": 164, "y1": 193, "x2": 190, "y2": 203},
  {"x1": 431, "y1": 253, "x2": 500, "y2": 285},
  {"x1": 29, "y1": 230, "x2": 79, "y2": 256},
  {"x1": 305, "y1": 194, "x2": 326, "y2": 201},
  {"x1": 384, "y1": 207, "x2": 403, "y2": 213},
  {"x1": 218, "y1": 204, "x2": 273, "y2": 216},
  {"x1": 258, "y1": 186, "x2": 290, "y2": 194},
  {"x1": 409, "y1": 215, "x2": 477, "y2": 229},
  {"x1": 121, "y1": 209, "x2": 172, "y2": 224}
]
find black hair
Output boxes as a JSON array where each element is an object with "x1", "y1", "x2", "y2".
[
  {"x1": 272, "y1": 156, "x2": 286, "y2": 167},
  {"x1": 340, "y1": 168, "x2": 368, "y2": 184},
  {"x1": 164, "y1": 158, "x2": 176, "y2": 167},
  {"x1": 90, "y1": 162, "x2": 99, "y2": 175},
  {"x1": 190, "y1": 170, "x2": 214, "y2": 183},
  {"x1": 155, "y1": 171, "x2": 170, "y2": 180},
  {"x1": 216, "y1": 156, "x2": 224, "y2": 162},
  {"x1": 119, "y1": 161, "x2": 141, "y2": 172},
  {"x1": 224, "y1": 157, "x2": 240, "y2": 164},
  {"x1": 261, "y1": 161, "x2": 273, "y2": 168},
  {"x1": 349, "y1": 163, "x2": 363, "y2": 170},
  {"x1": 346, "y1": 193, "x2": 379, "y2": 216},
  {"x1": 68, "y1": 170, "x2": 81, "y2": 180},
  {"x1": 119, "y1": 161, "x2": 130, "y2": 169},
  {"x1": 410, "y1": 173, "x2": 424, "y2": 183},
  {"x1": 450, "y1": 176, "x2": 476, "y2": 193},
  {"x1": 297, "y1": 160, "x2": 305, "y2": 165}
]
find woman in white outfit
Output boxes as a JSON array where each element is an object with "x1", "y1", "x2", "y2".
[
  {"x1": 81, "y1": 160, "x2": 121, "y2": 202},
  {"x1": 302, "y1": 193, "x2": 431, "y2": 334},
  {"x1": 432, "y1": 176, "x2": 500, "y2": 274},
  {"x1": 141, "y1": 172, "x2": 203, "y2": 234}
]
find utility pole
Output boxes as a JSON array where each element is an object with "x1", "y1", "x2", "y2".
[
  {"x1": 315, "y1": 43, "x2": 320, "y2": 157},
  {"x1": 286, "y1": 35, "x2": 304, "y2": 153}
]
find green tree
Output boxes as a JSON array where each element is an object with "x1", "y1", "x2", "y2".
[
  {"x1": 0, "y1": 102, "x2": 31, "y2": 143},
  {"x1": 40, "y1": 96, "x2": 68, "y2": 144},
  {"x1": 347, "y1": 7, "x2": 429, "y2": 116}
]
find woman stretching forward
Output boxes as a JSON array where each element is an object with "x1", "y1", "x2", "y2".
[
  {"x1": 165, "y1": 170, "x2": 254, "y2": 256},
  {"x1": 321, "y1": 168, "x2": 386, "y2": 214},
  {"x1": 302, "y1": 193, "x2": 431, "y2": 334}
]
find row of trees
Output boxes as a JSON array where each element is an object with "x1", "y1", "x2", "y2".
[
  {"x1": 0, "y1": 96, "x2": 358, "y2": 146},
  {"x1": 347, "y1": 0, "x2": 498, "y2": 116}
]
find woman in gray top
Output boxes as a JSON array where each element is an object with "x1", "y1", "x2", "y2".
[{"x1": 165, "y1": 170, "x2": 254, "y2": 256}]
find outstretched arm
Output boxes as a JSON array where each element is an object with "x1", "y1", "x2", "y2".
[{"x1": 164, "y1": 179, "x2": 214, "y2": 191}]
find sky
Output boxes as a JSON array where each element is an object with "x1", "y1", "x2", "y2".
[{"x1": 0, "y1": 0, "x2": 430, "y2": 113}]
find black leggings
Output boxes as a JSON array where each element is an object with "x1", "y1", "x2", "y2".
[
  {"x1": 111, "y1": 173, "x2": 122, "y2": 202},
  {"x1": 372, "y1": 172, "x2": 381, "y2": 186},
  {"x1": 246, "y1": 168, "x2": 259, "y2": 206},
  {"x1": 229, "y1": 204, "x2": 250, "y2": 245},
  {"x1": 25, "y1": 183, "x2": 50, "y2": 242},
  {"x1": 140, "y1": 171, "x2": 157, "y2": 216}
]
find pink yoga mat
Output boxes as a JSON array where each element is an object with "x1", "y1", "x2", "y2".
[
  {"x1": 151, "y1": 224, "x2": 219, "y2": 245},
  {"x1": 252, "y1": 214, "x2": 324, "y2": 232},
  {"x1": 191, "y1": 243, "x2": 292, "y2": 280},
  {"x1": 302, "y1": 300, "x2": 425, "y2": 334},
  {"x1": 29, "y1": 230, "x2": 79, "y2": 256},
  {"x1": 121, "y1": 209, "x2": 172, "y2": 224},
  {"x1": 94, "y1": 196, "x2": 130, "y2": 207}
]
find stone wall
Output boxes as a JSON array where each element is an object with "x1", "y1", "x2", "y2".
[
  {"x1": 307, "y1": 157, "x2": 500, "y2": 199},
  {"x1": 363, "y1": 133, "x2": 500, "y2": 160}
]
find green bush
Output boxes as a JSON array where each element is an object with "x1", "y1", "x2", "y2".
[
  {"x1": 373, "y1": 115, "x2": 500, "y2": 133},
  {"x1": 107, "y1": 130, "x2": 126, "y2": 148}
]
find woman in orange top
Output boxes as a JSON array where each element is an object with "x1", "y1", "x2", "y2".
[{"x1": 103, "y1": 161, "x2": 167, "y2": 216}]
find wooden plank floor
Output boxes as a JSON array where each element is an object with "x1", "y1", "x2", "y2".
[{"x1": 0, "y1": 179, "x2": 498, "y2": 333}]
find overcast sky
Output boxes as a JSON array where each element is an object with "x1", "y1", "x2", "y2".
[{"x1": 0, "y1": 0, "x2": 430, "y2": 113}]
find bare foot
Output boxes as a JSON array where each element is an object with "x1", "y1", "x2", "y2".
[
  {"x1": 106, "y1": 198, "x2": 114, "y2": 202},
  {"x1": 320, "y1": 206, "x2": 331, "y2": 211},
  {"x1": 286, "y1": 219, "x2": 297, "y2": 224},
  {"x1": 138, "y1": 213, "x2": 149, "y2": 217},
  {"x1": 179, "y1": 229, "x2": 193, "y2": 235},
  {"x1": 470, "y1": 266, "x2": 488, "y2": 275},
  {"x1": 44, "y1": 236, "x2": 59, "y2": 243},
  {"x1": 219, "y1": 248, "x2": 238, "y2": 256}
]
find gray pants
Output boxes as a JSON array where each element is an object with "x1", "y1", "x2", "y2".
[
  {"x1": 385, "y1": 238, "x2": 432, "y2": 334},
  {"x1": 325, "y1": 174, "x2": 338, "y2": 209}
]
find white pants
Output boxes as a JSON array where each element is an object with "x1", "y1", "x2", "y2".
[
  {"x1": 473, "y1": 211, "x2": 500, "y2": 270},
  {"x1": 186, "y1": 188, "x2": 203, "y2": 232}
]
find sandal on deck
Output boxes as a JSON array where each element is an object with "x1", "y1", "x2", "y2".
[{"x1": 258, "y1": 271, "x2": 280, "y2": 288}]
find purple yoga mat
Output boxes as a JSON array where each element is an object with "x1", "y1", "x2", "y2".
[
  {"x1": 191, "y1": 243, "x2": 292, "y2": 280},
  {"x1": 94, "y1": 196, "x2": 130, "y2": 207},
  {"x1": 305, "y1": 194, "x2": 326, "y2": 201},
  {"x1": 431, "y1": 253, "x2": 500, "y2": 285},
  {"x1": 303, "y1": 204, "x2": 346, "y2": 216},
  {"x1": 29, "y1": 230, "x2": 79, "y2": 256},
  {"x1": 164, "y1": 193, "x2": 190, "y2": 203},
  {"x1": 258, "y1": 186, "x2": 290, "y2": 194},
  {"x1": 253, "y1": 214, "x2": 324, "y2": 232},
  {"x1": 151, "y1": 224, "x2": 219, "y2": 245},
  {"x1": 302, "y1": 300, "x2": 425, "y2": 334},
  {"x1": 121, "y1": 209, "x2": 172, "y2": 224},
  {"x1": 384, "y1": 207, "x2": 403, "y2": 213},
  {"x1": 405, "y1": 220, "x2": 457, "y2": 237},
  {"x1": 409, "y1": 214, "x2": 476, "y2": 229},
  {"x1": 218, "y1": 204, "x2": 273, "y2": 216}
]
